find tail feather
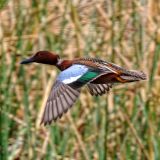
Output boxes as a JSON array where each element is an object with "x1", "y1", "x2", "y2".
[{"x1": 119, "y1": 70, "x2": 147, "y2": 82}]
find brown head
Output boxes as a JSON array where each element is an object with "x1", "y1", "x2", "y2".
[{"x1": 20, "y1": 51, "x2": 60, "y2": 66}]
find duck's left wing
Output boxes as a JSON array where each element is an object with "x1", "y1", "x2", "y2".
[{"x1": 87, "y1": 83, "x2": 112, "y2": 96}]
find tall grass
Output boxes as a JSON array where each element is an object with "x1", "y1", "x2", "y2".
[{"x1": 0, "y1": 0, "x2": 160, "y2": 159}]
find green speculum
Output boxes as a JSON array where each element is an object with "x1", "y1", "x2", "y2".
[{"x1": 78, "y1": 71, "x2": 99, "y2": 83}]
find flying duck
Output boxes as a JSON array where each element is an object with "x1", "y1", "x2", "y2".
[{"x1": 21, "y1": 51, "x2": 147, "y2": 125}]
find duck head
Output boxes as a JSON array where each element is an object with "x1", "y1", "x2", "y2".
[{"x1": 20, "y1": 51, "x2": 60, "y2": 65}]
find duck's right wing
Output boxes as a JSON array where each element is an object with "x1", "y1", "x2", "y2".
[
  {"x1": 41, "y1": 64, "x2": 101, "y2": 125},
  {"x1": 41, "y1": 81, "x2": 80, "y2": 125}
]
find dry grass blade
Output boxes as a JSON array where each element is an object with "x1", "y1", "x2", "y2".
[{"x1": 67, "y1": 113, "x2": 90, "y2": 160}]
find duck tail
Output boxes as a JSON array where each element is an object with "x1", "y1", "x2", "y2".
[{"x1": 118, "y1": 70, "x2": 147, "y2": 83}]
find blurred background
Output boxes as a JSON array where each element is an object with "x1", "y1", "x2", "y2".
[{"x1": 0, "y1": 0, "x2": 160, "y2": 159}]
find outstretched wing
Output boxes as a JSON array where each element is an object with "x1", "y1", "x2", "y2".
[
  {"x1": 41, "y1": 64, "x2": 102, "y2": 125},
  {"x1": 41, "y1": 81, "x2": 80, "y2": 125},
  {"x1": 87, "y1": 83, "x2": 112, "y2": 96}
]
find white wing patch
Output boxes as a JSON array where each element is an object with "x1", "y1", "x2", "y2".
[{"x1": 62, "y1": 75, "x2": 82, "y2": 84}]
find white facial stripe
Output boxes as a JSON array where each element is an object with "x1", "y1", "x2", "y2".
[{"x1": 62, "y1": 75, "x2": 82, "y2": 84}]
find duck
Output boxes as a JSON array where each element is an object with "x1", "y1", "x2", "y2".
[{"x1": 21, "y1": 51, "x2": 147, "y2": 125}]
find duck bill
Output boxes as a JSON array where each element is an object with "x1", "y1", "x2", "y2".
[{"x1": 20, "y1": 56, "x2": 34, "y2": 64}]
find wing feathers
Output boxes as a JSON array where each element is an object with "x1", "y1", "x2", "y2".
[
  {"x1": 59, "y1": 86, "x2": 69, "y2": 113},
  {"x1": 87, "y1": 83, "x2": 112, "y2": 96},
  {"x1": 53, "y1": 100, "x2": 58, "y2": 121},
  {"x1": 55, "y1": 90, "x2": 63, "y2": 118},
  {"x1": 48, "y1": 101, "x2": 53, "y2": 123},
  {"x1": 41, "y1": 81, "x2": 80, "y2": 125}
]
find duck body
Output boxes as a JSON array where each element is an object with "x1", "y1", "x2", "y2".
[{"x1": 21, "y1": 51, "x2": 147, "y2": 125}]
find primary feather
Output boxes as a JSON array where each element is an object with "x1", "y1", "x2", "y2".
[{"x1": 41, "y1": 81, "x2": 80, "y2": 125}]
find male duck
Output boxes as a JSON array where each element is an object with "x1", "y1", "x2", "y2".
[{"x1": 21, "y1": 51, "x2": 147, "y2": 125}]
